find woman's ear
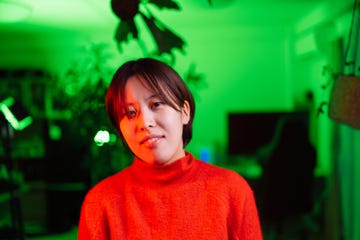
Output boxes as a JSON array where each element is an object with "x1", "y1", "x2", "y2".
[{"x1": 182, "y1": 100, "x2": 191, "y2": 125}]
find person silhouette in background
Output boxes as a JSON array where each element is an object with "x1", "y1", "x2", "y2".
[{"x1": 260, "y1": 115, "x2": 317, "y2": 238}]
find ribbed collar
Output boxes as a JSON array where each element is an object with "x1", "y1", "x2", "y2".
[{"x1": 129, "y1": 152, "x2": 197, "y2": 186}]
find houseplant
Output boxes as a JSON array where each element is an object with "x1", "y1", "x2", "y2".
[
  {"x1": 328, "y1": 74, "x2": 360, "y2": 129},
  {"x1": 327, "y1": 0, "x2": 360, "y2": 129}
]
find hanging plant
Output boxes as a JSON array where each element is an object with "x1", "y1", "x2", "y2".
[
  {"x1": 110, "y1": 0, "x2": 207, "y2": 96},
  {"x1": 111, "y1": 0, "x2": 185, "y2": 58},
  {"x1": 328, "y1": 75, "x2": 360, "y2": 129},
  {"x1": 110, "y1": 0, "x2": 208, "y2": 98},
  {"x1": 327, "y1": 0, "x2": 360, "y2": 129}
]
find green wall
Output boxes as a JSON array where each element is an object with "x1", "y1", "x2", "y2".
[{"x1": 0, "y1": 0, "x2": 354, "y2": 174}]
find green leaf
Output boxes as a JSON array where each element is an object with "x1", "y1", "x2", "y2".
[
  {"x1": 114, "y1": 20, "x2": 138, "y2": 51},
  {"x1": 147, "y1": 0, "x2": 180, "y2": 10},
  {"x1": 140, "y1": 12, "x2": 185, "y2": 55}
]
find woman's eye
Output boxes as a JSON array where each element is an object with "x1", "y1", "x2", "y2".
[
  {"x1": 126, "y1": 107, "x2": 137, "y2": 119},
  {"x1": 151, "y1": 101, "x2": 163, "y2": 109}
]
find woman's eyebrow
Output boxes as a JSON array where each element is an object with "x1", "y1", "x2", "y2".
[{"x1": 145, "y1": 94, "x2": 160, "y2": 101}]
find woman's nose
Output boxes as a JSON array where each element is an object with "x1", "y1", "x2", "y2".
[{"x1": 138, "y1": 109, "x2": 155, "y2": 130}]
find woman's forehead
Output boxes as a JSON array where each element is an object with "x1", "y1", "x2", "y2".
[
  {"x1": 122, "y1": 74, "x2": 180, "y2": 108},
  {"x1": 121, "y1": 76, "x2": 160, "y2": 104},
  {"x1": 125, "y1": 75, "x2": 156, "y2": 94}
]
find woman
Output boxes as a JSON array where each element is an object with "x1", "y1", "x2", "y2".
[{"x1": 78, "y1": 58, "x2": 263, "y2": 239}]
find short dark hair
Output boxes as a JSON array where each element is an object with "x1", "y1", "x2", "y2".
[{"x1": 106, "y1": 58, "x2": 195, "y2": 147}]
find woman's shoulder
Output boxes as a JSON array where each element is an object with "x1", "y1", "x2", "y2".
[
  {"x1": 195, "y1": 160, "x2": 251, "y2": 189},
  {"x1": 193, "y1": 160, "x2": 255, "y2": 207}
]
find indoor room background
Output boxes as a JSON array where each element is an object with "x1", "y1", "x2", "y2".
[{"x1": 0, "y1": 0, "x2": 359, "y2": 239}]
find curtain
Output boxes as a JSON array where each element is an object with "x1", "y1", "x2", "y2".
[{"x1": 337, "y1": 124, "x2": 360, "y2": 240}]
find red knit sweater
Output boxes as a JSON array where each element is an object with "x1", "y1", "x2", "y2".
[{"x1": 78, "y1": 153, "x2": 262, "y2": 240}]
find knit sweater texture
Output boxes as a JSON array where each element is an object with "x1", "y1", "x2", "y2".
[{"x1": 78, "y1": 153, "x2": 263, "y2": 240}]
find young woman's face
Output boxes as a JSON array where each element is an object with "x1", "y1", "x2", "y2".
[{"x1": 119, "y1": 75, "x2": 190, "y2": 165}]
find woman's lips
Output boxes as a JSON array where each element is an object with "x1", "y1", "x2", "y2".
[{"x1": 140, "y1": 135, "x2": 164, "y2": 146}]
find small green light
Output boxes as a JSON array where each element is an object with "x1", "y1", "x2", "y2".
[
  {"x1": 109, "y1": 133, "x2": 117, "y2": 144},
  {"x1": 0, "y1": 97, "x2": 33, "y2": 131},
  {"x1": 49, "y1": 124, "x2": 62, "y2": 140},
  {"x1": 94, "y1": 130, "x2": 110, "y2": 146}
]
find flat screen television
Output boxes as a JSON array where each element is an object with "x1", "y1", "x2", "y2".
[{"x1": 228, "y1": 112, "x2": 307, "y2": 156}]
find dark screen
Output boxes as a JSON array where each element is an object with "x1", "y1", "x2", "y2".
[{"x1": 228, "y1": 112, "x2": 289, "y2": 155}]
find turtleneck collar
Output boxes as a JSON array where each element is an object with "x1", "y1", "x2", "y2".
[{"x1": 129, "y1": 152, "x2": 197, "y2": 186}]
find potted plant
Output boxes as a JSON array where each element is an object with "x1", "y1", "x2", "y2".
[
  {"x1": 327, "y1": 0, "x2": 360, "y2": 129},
  {"x1": 328, "y1": 74, "x2": 360, "y2": 129}
]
